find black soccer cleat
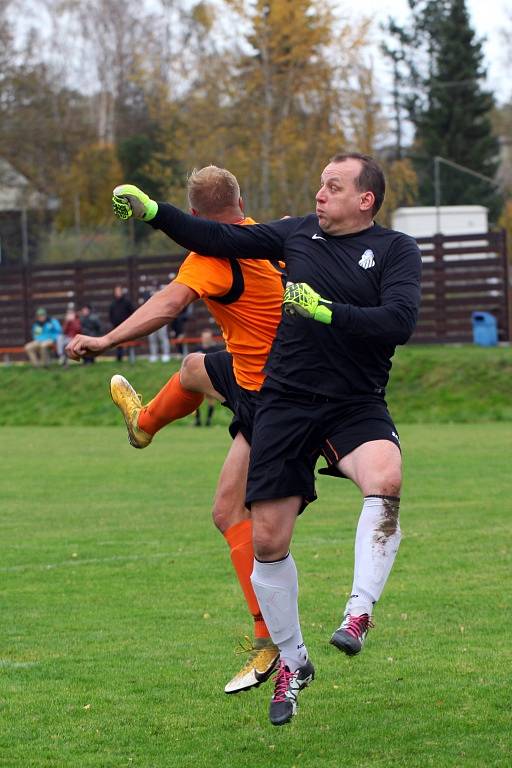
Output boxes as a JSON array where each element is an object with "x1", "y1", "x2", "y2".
[
  {"x1": 268, "y1": 658, "x2": 315, "y2": 726},
  {"x1": 330, "y1": 612, "x2": 373, "y2": 656}
]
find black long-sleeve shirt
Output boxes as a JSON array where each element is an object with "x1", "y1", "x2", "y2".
[{"x1": 152, "y1": 205, "x2": 422, "y2": 398}]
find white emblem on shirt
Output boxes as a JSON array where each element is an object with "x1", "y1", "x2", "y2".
[
  {"x1": 312, "y1": 233, "x2": 326, "y2": 241},
  {"x1": 358, "y1": 249, "x2": 375, "y2": 269}
]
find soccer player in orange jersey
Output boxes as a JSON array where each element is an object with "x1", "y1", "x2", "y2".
[{"x1": 66, "y1": 166, "x2": 284, "y2": 694}]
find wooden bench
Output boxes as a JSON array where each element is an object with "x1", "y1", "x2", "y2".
[
  {"x1": 0, "y1": 336, "x2": 224, "y2": 364},
  {"x1": 121, "y1": 335, "x2": 224, "y2": 360},
  {"x1": 168, "y1": 335, "x2": 224, "y2": 353},
  {"x1": 0, "y1": 346, "x2": 26, "y2": 355},
  {"x1": 0, "y1": 344, "x2": 58, "y2": 364},
  {"x1": 0, "y1": 345, "x2": 26, "y2": 361}
]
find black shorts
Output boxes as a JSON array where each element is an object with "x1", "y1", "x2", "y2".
[
  {"x1": 204, "y1": 350, "x2": 260, "y2": 444},
  {"x1": 246, "y1": 381, "x2": 400, "y2": 511},
  {"x1": 318, "y1": 397, "x2": 400, "y2": 478}
]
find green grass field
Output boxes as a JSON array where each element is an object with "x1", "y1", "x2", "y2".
[
  {"x1": 1, "y1": 344, "x2": 512, "y2": 426},
  {"x1": 1, "y1": 416, "x2": 511, "y2": 766}
]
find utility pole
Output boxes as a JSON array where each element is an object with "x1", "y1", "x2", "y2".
[
  {"x1": 20, "y1": 208, "x2": 29, "y2": 265},
  {"x1": 74, "y1": 193, "x2": 81, "y2": 260},
  {"x1": 391, "y1": 51, "x2": 403, "y2": 161}
]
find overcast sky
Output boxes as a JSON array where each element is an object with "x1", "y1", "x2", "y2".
[
  {"x1": 8, "y1": 0, "x2": 512, "y2": 105},
  {"x1": 361, "y1": 0, "x2": 511, "y2": 103}
]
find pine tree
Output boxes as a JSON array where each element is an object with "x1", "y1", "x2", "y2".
[
  {"x1": 414, "y1": 0, "x2": 500, "y2": 213},
  {"x1": 384, "y1": 0, "x2": 501, "y2": 217}
]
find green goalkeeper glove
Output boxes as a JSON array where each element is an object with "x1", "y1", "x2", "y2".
[
  {"x1": 283, "y1": 282, "x2": 332, "y2": 324},
  {"x1": 112, "y1": 184, "x2": 158, "y2": 222}
]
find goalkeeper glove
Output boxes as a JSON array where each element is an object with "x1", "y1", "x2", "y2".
[
  {"x1": 283, "y1": 282, "x2": 332, "y2": 324},
  {"x1": 112, "y1": 184, "x2": 158, "y2": 222}
]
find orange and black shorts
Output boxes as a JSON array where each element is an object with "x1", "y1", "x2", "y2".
[{"x1": 204, "y1": 350, "x2": 261, "y2": 444}]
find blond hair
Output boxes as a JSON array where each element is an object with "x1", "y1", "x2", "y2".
[{"x1": 187, "y1": 165, "x2": 241, "y2": 216}]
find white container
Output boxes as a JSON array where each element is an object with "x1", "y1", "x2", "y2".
[{"x1": 391, "y1": 205, "x2": 488, "y2": 238}]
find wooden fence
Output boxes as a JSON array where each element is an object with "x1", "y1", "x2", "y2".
[
  {"x1": 413, "y1": 230, "x2": 510, "y2": 343},
  {"x1": 0, "y1": 251, "x2": 216, "y2": 351},
  {"x1": 0, "y1": 231, "x2": 510, "y2": 351}
]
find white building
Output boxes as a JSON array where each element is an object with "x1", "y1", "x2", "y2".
[
  {"x1": 392, "y1": 205, "x2": 488, "y2": 238},
  {"x1": 0, "y1": 158, "x2": 44, "y2": 212}
]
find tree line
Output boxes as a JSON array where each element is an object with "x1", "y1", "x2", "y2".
[{"x1": 1, "y1": 0, "x2": 510, "y2": 263}]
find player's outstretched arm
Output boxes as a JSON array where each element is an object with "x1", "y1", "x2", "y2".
[
  {"x1": 113, "y1": 184, "x2": 294, "y2": 262},
  {"x1": 66, "y1": 282, "x2": 197, "y2": 361}
]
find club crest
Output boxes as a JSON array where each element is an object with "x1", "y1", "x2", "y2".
[{"x1": 358, "y1": 249, "x2": 375, "y2": 269}]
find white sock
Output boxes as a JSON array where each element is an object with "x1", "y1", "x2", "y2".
[
  {"x1": 251, "y1": 553, "x2": 307, "y2": 672},
  {"x1": 346, "y1": 496, "x2": 402, "y2": 616}
]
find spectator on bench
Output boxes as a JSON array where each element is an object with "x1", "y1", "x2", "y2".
[
  {"x1": 24, "y1": 307, "x2": 62, "y2": 368},
  {"x1": 57, "y1": 307, "x2": 82, "y2": 367}
]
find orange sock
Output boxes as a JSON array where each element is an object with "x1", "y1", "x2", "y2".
[
  {"x1": 224, "y1": 519, "x2": 270, "y2": 640},
  {"x1": 138, "y1": 372, "x2": 204, "y2": 435}
]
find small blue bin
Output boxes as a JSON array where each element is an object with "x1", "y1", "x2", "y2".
[{"x1": 471, "y1": 311, "x2": 498, "y2": 346}]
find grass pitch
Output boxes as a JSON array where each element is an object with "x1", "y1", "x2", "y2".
[
  {"x1": 1, "y1": 344, "x2": 512, "y2": 426},
  {"x1": 1, "y1": 423, "x2": 511, "y2": 767}
]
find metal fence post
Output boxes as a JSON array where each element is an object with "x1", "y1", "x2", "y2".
[
  {"x1": 500, "y1": 228, "x2": 511, "y2": 343},
  {"x1": 433, "y1": 233, "x2": 446, "y2": 340}
]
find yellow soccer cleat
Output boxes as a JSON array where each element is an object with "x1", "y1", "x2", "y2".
[
  {"x1": 224, "y1": 637, "x2": 280, "y2": 694},
  {"x1": 110, "y1": 374, "x2": 153, "y2": 449}
]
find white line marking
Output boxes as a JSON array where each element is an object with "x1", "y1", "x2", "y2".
[{"x1": 0, "y1": 552, "x2": 175, "y2": 574}]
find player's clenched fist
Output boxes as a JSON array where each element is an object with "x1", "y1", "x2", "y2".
[
  {"x1": 66, "y1": 334, "x2": 109, "y2": 361},
  {"x1": 282, "y1": 282, "x2": 333, "y2": 325},
  {"x1": 112, "y1": 185, "x2": 158, "y2": 222}
]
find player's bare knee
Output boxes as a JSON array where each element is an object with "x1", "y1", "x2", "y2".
[
  {"x1": 180, "y1": 352, "x2": 204, "y2": 389},
  {"x1": 363, "y1": 465, "x2": 401, "y2": 499},
  {"x1": 385, "y1": 466, "x2": 402, "y2": 496},
  {"x1": 211, "y1": 503, "x2": 223, "y2": 532},
  {"x1": 212, "y1": 489, "x2": 249, "y2": 533},
  {"x1": 253, "y1": 524, "x2": 288, "y2": 561},
  {"x1": 380, "y1": 478, "x2": 401, "y2": 498},
  {"x1": 212, "y1": 497, "x2": 231, "y2": 532}
]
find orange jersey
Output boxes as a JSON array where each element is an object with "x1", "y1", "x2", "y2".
[{"x1": 174, "y1": 217, "x2": 283, "y2": 390}]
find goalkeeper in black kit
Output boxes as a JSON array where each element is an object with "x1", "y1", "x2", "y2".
[{"x1": 112, "y1": 152, "x2": 422, "y2": 727}]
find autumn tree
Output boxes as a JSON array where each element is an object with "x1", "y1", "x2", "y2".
[
  {"x1": 55, "y1": 143, "x2": 123, "y2": 229},
  {"x1": 190, "y1": 0, "x2": 372, "y2": 220},
  {"x1": 0, "y1": 26, "x2": 95, "y2": 196},
  {"x1": 378, "y1": 158, "x2": 419, "y2": 226},
  {"x1": 134, "y1": 2, "x2": 231, "y2": 203},
  {"x1": 1, "y1": 0, "x2": 409, "y2": 259}
]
